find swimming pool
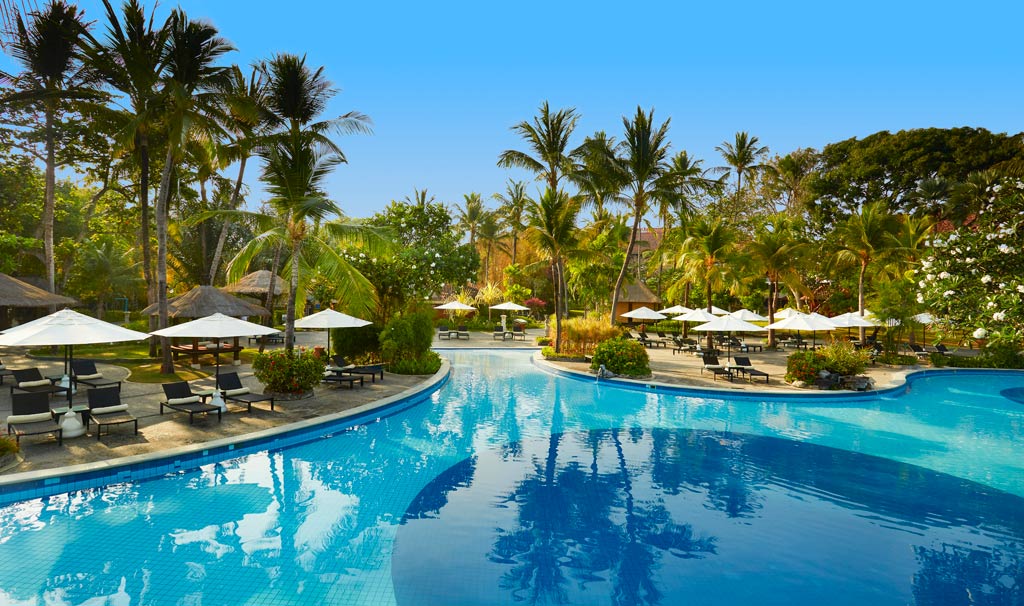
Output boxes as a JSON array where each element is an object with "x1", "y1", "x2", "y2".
[{"x1": 0, "y1": 350, "x2": 1021, "y2": 605}]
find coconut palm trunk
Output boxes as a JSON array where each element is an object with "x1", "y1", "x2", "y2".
[
  {"x1": 610, "y1": 212, "x2": 642, "y2": 326},
  {"x1": 858, "y1": 261, "x2": 868, "y2": 342},
  {"x1": 155, "y1": 145, "x2": 175, "y2": 373},
  {"x1": 208, "y1": 156, "x2": 247, "y2": 284},
  {"x1": 285, "y1": 240, "x2": 301, "y2": 351}
]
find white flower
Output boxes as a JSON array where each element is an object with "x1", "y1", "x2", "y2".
[
  {"x1": 973, "y1": 327, "x2": 988, "y2": 339},
  {"x1": 921, "y1": 259, "x2": 932, "y2": 269},
  {"x1": 993, "y1": 311, "x2": 1006, "y2": 321},
  {"x1": 965, "y1": 257, "x2": 975, "y2": 263},
  {"x1": 926, "y1": 273, "x2": 935, "y2": 281},
  {"x1": 359, "y1": 252, "x2": 365, "y2": 258},
  {"x1": 918, "y1": 280, "x2": 926, "y2": 288},
  {"x1": 998, "y1": 244, "x2": 1013, "y2": 254},
  {"x1": 916, "y1": 293, "x2": 924, "y2": 304},
  {"x1": 986, "y1": 301, "x2": 997, "y2": 309},
  {"x1": 981, "y1": 275, "x2": 993, "y2": 284},
  {"x1": 943, "y1": 290, "x2": 956, "y2": 297},
  {"x1": 1017, "y1": 285, "x2": 1024, "y2": 294},
  {"x1": 938, "y1": 272, "x2": 950, "y2": 279},
  {"x1": 430, "y1": 262, "x2": 436, "y2": 268},
  {"x1": 999, "y1": 283, "x2": 1006, "y2": 289}
]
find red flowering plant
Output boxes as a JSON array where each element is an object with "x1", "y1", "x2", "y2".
[{"x1": 252, "y1": 349, "x2": 326, "y2": 393}]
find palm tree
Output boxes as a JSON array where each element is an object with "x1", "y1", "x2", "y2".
[
  {"x1": 525, "y1": 188, "x2": 581, "y2": 353},
  {"x1": 764, "y1": 148, "x2": 817, "y2": 213},
  {"x1": 152, "y1": 10, "x2": 234, "y2": 373},
  {"x1": 475, "y1": 210, "x2": 507, "y2": 283},
  {"x1": 672, "y1": 216, "x2": 737, "y2": 350},
  {"x1": 833, "y1": 201, "x2": 900, "y2": 341},
  {"x1": 492, "y1": 180, "x2": 529, "y2": 264},
  {"x1": 0, "y1": 0, "x2": 97, "y2": 298},
  {"x1": 745, "y1": 216, "x2": 807, "y2": 346},
  {"x1": 403, "y1": 187, "x2": 433, "y2": 210},
  {"x1": 716, "y1": 131, "x2": 768, "y2": 195},
  {"x1": 82, "y1": 0, "x2": 172, "y2": 305},
  {"x1": 497, "y1": 101, "x2": 579, "y2": 192},
  {"x1": 457, "y1": 192, "x2": 485, "y2": 246},
  {"x1": 208, "y1": 65, "x2": 272, "y2": 285},
  {"x1": 604, "y1": 107, "x2": 677, "y2": 327}
]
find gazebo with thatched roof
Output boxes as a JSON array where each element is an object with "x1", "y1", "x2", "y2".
[
  {"x1": 223, "y1": 270, "x2": 285, "y2": 297},
  {"x1": 0, "y1": 272, "x2": 78, "y2": 330},
  {"x1": 142, "y1": 285, "x2": 272, "y2": 367},
  {"x1": 613, "y1": 281, "x2": 662, "y2": 323}
]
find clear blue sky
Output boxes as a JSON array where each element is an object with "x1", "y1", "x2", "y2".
[{"x1": 5, "y1": 0, "x2": 1023, "y2": 217}]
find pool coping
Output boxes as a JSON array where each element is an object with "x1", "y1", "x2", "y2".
[
  {"x1": 532, "y1": 352, "x2": 1024, "y2": 401},
  {"x1": 0, "y1": 359, "x2": 452, "y2": 503}
]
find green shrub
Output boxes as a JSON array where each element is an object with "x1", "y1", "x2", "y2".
[
  {"x1": 381, "y1": 311, "x2": 437, "y2": 374},
  {"x1": 252, "y1": 349, "x2": 326, "y2": 393},
  {"x1": 388, "y1": 351, "x2": 443, "y2": 374},
  {"x1": 816, "y1": 341, "x2": 871, "y2": 376},
  {"x1": 541, "y1": 346, "x2": 585, "y2": 360},
  {"x1": 786, "y1": 351, "x2": 826, "y2": 383},
  {"x1": 929, "y1": 351, "x2": 1024, "y2": 369},
  {"x1": 877, "y1": 353, "x2": 918, "y2": 366},
  {"x1": 536, "y1": 337, "x2": 552, "y2": 346},
  {"x1": 590, "y1": 337, "x2": 651, "y2": 377},
  {"x1": 0, "y1": 436, "x2": 19, "y2": 456},
  {"x1": 331, "y1": 324, "x2": 382, "y2": 362}
]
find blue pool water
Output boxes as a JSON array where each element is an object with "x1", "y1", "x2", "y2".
[{"x1": 0, "y1": 350, "x2": 1022, "y2": 605}]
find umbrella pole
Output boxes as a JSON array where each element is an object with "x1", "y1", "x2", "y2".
[{"x1": 58, "y1": 343, "x2": 86, "y2": 437}]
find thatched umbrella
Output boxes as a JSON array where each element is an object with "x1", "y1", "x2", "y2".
[
  {"x1": 223, "y1": 270, "x2": 285, "y2": 297},
  {"x1": 0, "y1": 272, "x2": 77, "y2": 307},
  {"x1": 142, "y1": 286, "x2": 271, "y2": 367}
]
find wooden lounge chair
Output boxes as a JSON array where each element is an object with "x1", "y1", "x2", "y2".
[
  {"x1": 160, "y1": 381, "x2": 221, "y2": 424},
  {"x1": 732, "y1": 356, "x2": 769, "y2": 383},
  {"x1": 457, "y1": 325, "x2": 471, "y2": 339},
  {"x1": 438, "y1": 325, "x2": 452, "y2": 340},
  {"x1": 7, "y1": 392, "x2": 62, "y2": 446},
  {"x1": 638, "y1": 331, "x2": 666, "y2": 348},
  {"x1": 492, "y1": 325, "x2": 507, "y2": 340},
  {"x1": 216, "y1": 372, "x2": 275, "y2": 412},
  {"x1": 332, "y1": 356, "x2": 384, "y2": 383},
  {"x1": 86, "y1": 386, "x2": 138, "y2": 440},
  {"x1": 71, "y1": 359, "x2": 122, "y2": 391},
  {"x1": 511, "y1": 324, "x2": 527, "y2": 341},
  {"x1": 700, "y1": 355, "x2": 733, "y2": 381},
  {"x1": 907, "y1": 343, "x2": 931, "y2": 361},
  {"x1": 9, "y1": 368, "x2": 67, "y2": 398}
]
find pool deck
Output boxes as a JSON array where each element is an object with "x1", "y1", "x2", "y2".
[{"x1": 0, "y1": 326, "x2": 934, "y2": 477}]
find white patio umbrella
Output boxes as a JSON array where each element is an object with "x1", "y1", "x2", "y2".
[
  {"x1": 295, "y1": 308, "x2": 371, "y2": 355},
  {"x1": 434, "y1": 301, "x2": 476, "y2": 311},
  {"x1": 728, "y1": 309, "x2": 768, "y2": 322},
  {"x1": 151, "y1": 313, "x2": 279, "y2": 411},
  {"x1": 674, "y1": 308, "x2": 718, "y2": 323},
  {"x1": 829, "y1": 311, "x2": 877, "y2": 338},
  {"x1": 658, "y1": 304, "x2": 692, "y2": 315},
  {"x1": 490, "y1": 301, "x2": 531, "y2": 312},
  {"x1": 620, "y1": 306, "x2": 667, "y2": 321},
  {"x1": 774, "y1": 307, "x2": 801, "y2": 319},
  {"x1": 692, "y1": 315, "x2": 767, "y2": 361},
  {"x1": 0, "y1": 308, "x2": 149, "y2": 437},
  {"x1": 766, "y1": 312, "x2": 836, "y2": 348},
  {"x1": 912, "y1": 312, "x2": 936, "y2": 343}
]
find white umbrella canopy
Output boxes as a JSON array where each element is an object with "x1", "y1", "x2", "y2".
[
  {"x1": 620, "y1": 306, "x2": 667, "y2": 321},
  {"x1": 658, "y1": 304, "x2": 692, "y2": 315},
  {"x1": 728, "y1": 309, "x2": 768, "y2": 322},
  {"x1": 774, "y1": 307, "x2": 801, "y2": 319},
  {"x1": 295, "y1": 309, "x2": 372, "y2": 354},
  {"x1": 829, "y1": 312, "x2": 877, "y2": 328},
  {"x1": 766, "y1": 312, "x2": 835, "y2": 348},
  {"x1": 708, "y1": 305, "x2": 730, "y2": 315},
  {"x1": 150, "y1": 313, "x2": 280, "y2": 339},
  {"x1": 490, "y1": 301, "x2": 531, "y2": 311},
  {"x1": 434, "y1": 301, "x2": 476, "y2": 311},
  {"x1": 692, "y1": 316, "x2": 767, "y2": 333},
  {"x1": 0, "y1": 308, "x2": 149, "y2": 346},
  {"x1": 913, "y1": 312, "x2": 936, "y2": 324},
  {"x1": 675, "y1": 309, "x2": 718, "y2": 323}
]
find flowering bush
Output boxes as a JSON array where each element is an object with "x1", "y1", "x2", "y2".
[
  {"x1": 785, "y1": 351, "x2": 827, "y2": 383},
  {"x1": 786, "y1": 343, "x2": 872, "y2": 382},
  {"x1": 920, "y1": 178, "x2": 1023, "y2": 352},
  {"x1": 590, "y1": 337, "x2": 651, "y2": 377},
  {"x1": 252, "y1": 349, "x2": 326, "y2": 393}
]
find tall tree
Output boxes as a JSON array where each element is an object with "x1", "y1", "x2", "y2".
[
  {"x1": 492, "y1": 179, "x2": 529, "y2": 264},
  {"x1": 475, "y1": 210, "x2": 506, "y2": 284},
  {"x1": 716, "y1": 131, "x2": 768, "y2": 196},
  {"x1": 497, "y1": 101, "x2": 579, "y2": 192},
  {"x1": 457, "y1": 192, "x2": 485, "y2": 246},
  {"x1": 603, "y1": 107, "x2": 676, "y2": 327},
  {"x1": 0, "y1": 0, "x2": 97, "y2": 297},
  {"x1": 832, "y1": 201, "x2": 900, "y2": 341},
  {"x1": 151, "y1": 9, "x2": 234, "y2": 373},
  {"x1": 672, "y1": 216, "x2": 737, "y2": 350},
  {"x1": 83, "y1": 0, "x2": 172, "y2": 308},
  {"x1": 208, "y1": 65, "x2": 272, "y2": 285},
  {"x1": 744, "y1": 215, "x2": 807, "y2": 347},
  {"x1": 525, "y1": 188, "x2": 581, "y2": 353}
]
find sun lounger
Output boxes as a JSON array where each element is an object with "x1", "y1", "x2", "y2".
[
  {"x1": 160, "y1": 381, "x2": 222, "y2": 424},
  {"x1": 493, "y1": 325, "x2": 510, "y2": 340},
  {"x1": 215, "y1": 371, "x2": 275, "y2": 412},
  {"x1": 457, "y1": 325, "x2": 471, "y2": 339},
  {"x1": 701, "y1": 355, "x2": 733, "y2": 381},
  {"x1": 638, "y1": 332, "x2": 666, "y2": 348},
  {"x1": 9, "y1": 368, "x2": 67, "y2": 398},
  {"x1": 0, "y1": 359, "x2": 12, "y2": 385},
  {"x1": 511, "y1": 324, "x2": 527, "y2": 341},
  {"x1": 7, "y1": 392, "x2": 62, "y2": 446},
  {"x1": 86, "y1": 386, "x2": 138, "y2": 440},
  {"x1": 71, "y1": 359, "x2": 122, "y2": 391},
  {"x1": 907, "y1": 343, "x2": 931, "y2": 361},
  {"x1": 330, "y1": 356, "x2": 385, "y2": 382},
  {"x1": 731, "y1": 356, "x2": 769, "y2": 383},
  {"x1": 322, "y1": 373, "x2": 364, "y2": 388},
  {"x1": 437, "y1": 325, "x2": 452, "y2": 340}
]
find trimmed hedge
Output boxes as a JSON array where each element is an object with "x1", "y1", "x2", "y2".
[{"x1": 590, "y1": 337, "x2": 651, "y2": 377}]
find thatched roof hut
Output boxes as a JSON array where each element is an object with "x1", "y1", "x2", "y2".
[
  {"x1": 614, "y1": 281, "x2": 661, "y2": 321},
  {"x1": 0, "y1": 273, "x2": 77, "y2": 307},
  {"x1": 141, "y1": 285, "x2": 270, "y2": 318},
  {"x1": 223, "y1": 270, "x2": 285, "y2": 296}
]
